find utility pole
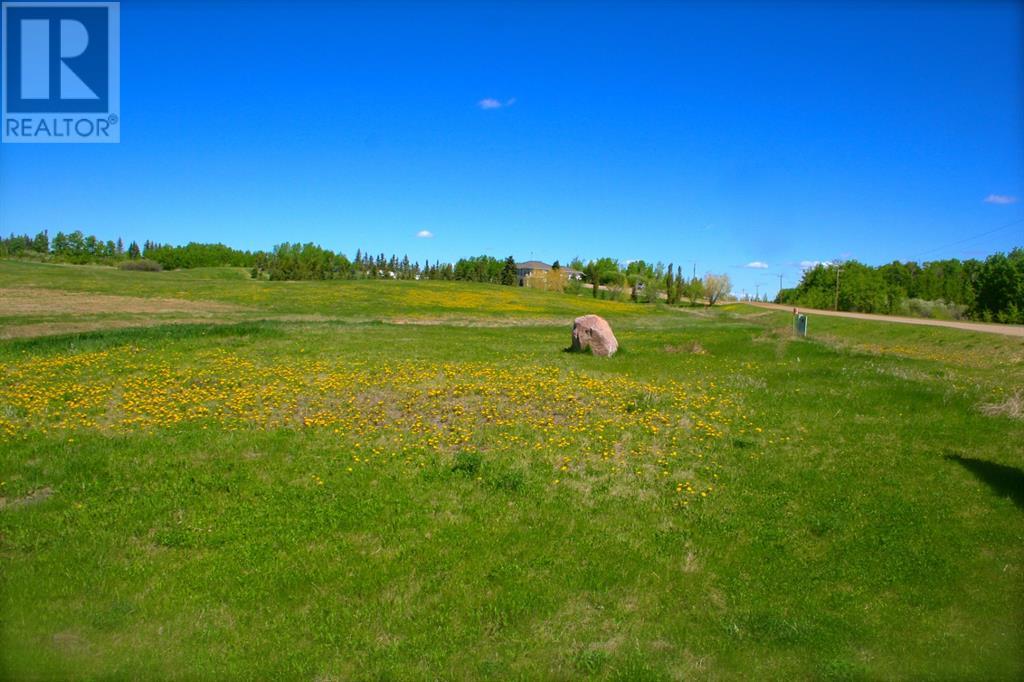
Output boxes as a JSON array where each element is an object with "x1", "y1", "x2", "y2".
[
  {"x1": 777, "y1": 273, "x2": 783, "y2": 292},
  {"x1": 755, "y1": 283, "x2": 760, "y2": 300}
]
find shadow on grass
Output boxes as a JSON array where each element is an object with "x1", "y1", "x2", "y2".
[
  {"x1": 562, "y1": 343, "x2": 626, "y2": 356},
  {"x1": 945, "y1": 452, "x2": 1024, "y2": 511}
]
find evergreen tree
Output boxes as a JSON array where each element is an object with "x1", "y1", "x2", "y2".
[{"x1": 501, "y1": 256, "x2": 517, "y2": 286}]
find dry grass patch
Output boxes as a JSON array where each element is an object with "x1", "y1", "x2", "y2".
[
  {"x1": 979, "y1": 391, "x2": 1023, "y2": 420},
  {"x1": 664, "y1": 341, "x2": 707, "y2": 355},
  {"x1": 0, "y1": 485, "x2": 53, "y2": 509},
  {"x1": 0, "y1": 287, "x2": 246, "y2": 316}
]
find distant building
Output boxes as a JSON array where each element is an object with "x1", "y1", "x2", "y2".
[{"x1": 515, "y1": 261, "x2": 582, "y2": 286}]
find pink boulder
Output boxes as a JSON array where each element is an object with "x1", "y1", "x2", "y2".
[{"x1": 571, "y1": 315, "x2": 619, "y2": 357}]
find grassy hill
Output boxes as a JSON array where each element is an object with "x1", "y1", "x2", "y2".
[
  {"x1": 0, "y1": 260, "x2": 646, "y2": 321},
  {"x1": 1, "y1": 260, "x2": 1022, "y2": 678}
]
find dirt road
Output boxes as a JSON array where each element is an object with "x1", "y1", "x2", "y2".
[{"x1": 747, "y1": 301, "x2": 1024, "y2": 338}]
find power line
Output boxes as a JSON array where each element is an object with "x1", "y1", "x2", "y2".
[{"x1": 913, "y1": 216, "x2": 1024, "y2": 261}]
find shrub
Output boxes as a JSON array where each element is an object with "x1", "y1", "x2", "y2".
[
  {"x1": 118, "y1": 259, "x2": 162, "y2": 272},
  {"x1": 601, "y1": 283, "x2": 626, "y2": 301},
  {"x1": 642, "y1": 282, "x2": 661, "y2": 303},
  {"x1": 899, "y1": 298, "x2": 966, "y2": 320},
  {"x1": 525, "y1": 268, "x2": 569, "y2": 292}
]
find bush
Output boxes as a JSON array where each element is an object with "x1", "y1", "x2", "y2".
[
  {"x1": 118, "y1": 259, "x2": 162, "y2": 272},
  {"x1": 600, "y1": 283, "x2": 626, "y2": 301},
  {"x1": 643, "y1": 283, "x2": 661, "y2": 304},
  {"x1": 525, "y1": 269, "x2": 569, "y2": 292},
  {"x1": 899, "y1": 298, "x2": 966, "y2": 320}
]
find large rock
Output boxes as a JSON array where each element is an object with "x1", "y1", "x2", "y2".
[{"x1": 572, "y1": 315, "x2": 618, "y2": 356}]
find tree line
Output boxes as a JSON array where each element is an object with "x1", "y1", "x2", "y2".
[
  {"x1": 5, "y1": 228, "x2": 1020, "y2": 322},
  {"x1": 0, "y1": 230, "x2": 261, "y2": 269},
  {"x1": 1, "y1": 231, "x2": 522, "y2": 283},
  {"x1": 250, "y1": 244, "x2": 470, "y2": 281},
  {"x1": 574, "y1": 257, "x2": 730, "y2": 306},
  {"x1": 1, "y1": 229, "x2": 736, "y2": 304},
  {"x1": 777, "y1": 249, "x2": 1024, "y2": 323}
]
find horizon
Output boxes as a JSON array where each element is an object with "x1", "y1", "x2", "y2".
[
  {"x1": 1, "y1": 1, "x2": 1022, "y2": 297},
  {"x1": 8, "y1": 226, "x2": 1024, "y2": 272}
]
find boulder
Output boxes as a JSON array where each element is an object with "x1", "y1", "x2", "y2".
[{"x1": 571, "y1": 315, "x2": 618, "y2": 356}]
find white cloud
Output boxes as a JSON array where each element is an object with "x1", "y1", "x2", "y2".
[
  {"x1": 415, "y1": 230, "x2": 434, "y2": 239},
  {"x1": 477, "y1": 97, "x2": 516, "y2": 110},
  {"x1": 984, "y1": 194, "x2": 1018, "y2": 205},
  {"x1": 800, "y1": 259, "x2": 833, "y2": 270},
  {"x1": 745, "y1": 261, "x2": 769, "y2": 269}
]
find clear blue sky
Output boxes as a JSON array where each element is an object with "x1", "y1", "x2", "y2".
[{"x1": 2, "y1": 0, "x2": 1022, "y2": 296}]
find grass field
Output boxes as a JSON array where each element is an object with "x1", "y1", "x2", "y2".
[{"x1": 1, "y1": 260, "x2": 1022, "y2": 679}]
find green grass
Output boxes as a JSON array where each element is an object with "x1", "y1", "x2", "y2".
[
  {"x1": 0, "y1": 260, "x2": 649, "y2": 321},
  {"x1": 1, "y1": 261, "x2": 1023, "y2": 679}
]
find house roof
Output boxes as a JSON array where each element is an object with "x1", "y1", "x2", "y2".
[{"x1": 515, "y1": 260, "x2": 551, "y2": 271}]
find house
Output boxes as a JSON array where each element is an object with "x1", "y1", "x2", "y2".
[{"x1": 515, "y1": 261, "x2": 583, "y2": 286}]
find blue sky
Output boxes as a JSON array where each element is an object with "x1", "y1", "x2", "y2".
[{"x1": 1, "y1": 0, "x2": 1021, "y2": 296}]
